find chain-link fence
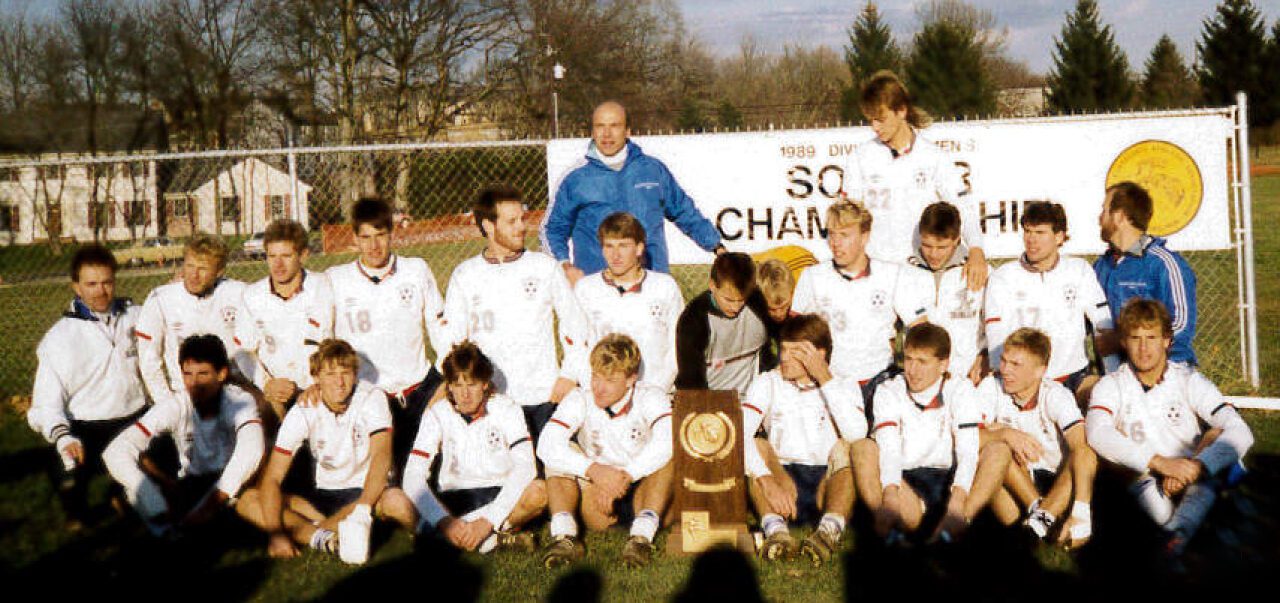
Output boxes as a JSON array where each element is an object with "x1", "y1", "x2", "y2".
[{"x1": 0, "y1": 136, "x2": 1269, "y2": 401}]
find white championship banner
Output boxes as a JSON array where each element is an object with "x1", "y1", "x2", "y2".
[{"x1": 547, "y1": 111, "x2": 1234, "y2": 263}]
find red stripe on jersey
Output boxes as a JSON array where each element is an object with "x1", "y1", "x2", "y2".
[
  {"x1": 873, "y1": 421, "x2": 898, "y2": 431},
  {"x1": 549, "y1": 418, "x2": 571, "y2": 430},
  {"x1": 308, "y1": 318, "x2": 320, "y2": 327},
  {"x1": 135, "y1": 330, "x2": 153, "y2": 341},
  {"x1": 564, "y1": 336, "x2": 575, "y2": 346},
  {"x1": 1088, "y1": 405, "x2": 1113, "y2": 416},
  {"x1": 134, "y1": 422, "x2": 152, "y2": 437},
  {"x1": 233, "y1": 337, "x2": 242, "y2": 346},
  {"x1": 236, "y1": 419, "x2": 262, "y2": 432},
  {"x1": 410, "y1": 449, "x2": 431, "y2": 459},
  {"x1": 649, "y1": 412, "x2": 672, "y2": 428},
  {"x1": 984, "y1": 317, "x2": 1001, "y2": 324},
  {"x1": 742, "y1": 403, "x2": 764, "y2": 415},
  {"x1": 273, "y1": 446, "x2": 294, "y2": 456},
  {"x1": 1053, "y1": 374, "x2": 1069, "y2": 384},
  {"x1": 370, "y1": 427, "x2": 392, "y2": 436}
]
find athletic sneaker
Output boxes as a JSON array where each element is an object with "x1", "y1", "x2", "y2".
[
  {"x1": 540, "y1": 535, "x2": 585, "y2": 569},
  {"x1": 494, "y1": 530, "x2": 536, "y2": 553},
  {"x1": 1025, "y1": 500, "x2": 1056, "y2": 539},
  {"x1": 800, "y1": 528, "x2": 840, "y2": 565},
  {"x1": 621, "y1": 535, "x2": 656, "y2": 568},
  {"x1": 759, "y1": 530, "x2": 796, "y2": 561}
]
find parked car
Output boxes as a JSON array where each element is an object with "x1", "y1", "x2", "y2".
[
  {"x1": 117, "y1": 237, "x2": 185, "y2": 267},
  {"x1": 243, "y1": 232, "x2": 266, "y2": 259}
]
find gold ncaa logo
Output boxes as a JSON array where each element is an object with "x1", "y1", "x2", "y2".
[
  {"x1": 679, "y1": 412, "x2": 736, "y2": 462},
  {"x1": 1106, "y1": 140, "x2": 1202, "y2": 237}
]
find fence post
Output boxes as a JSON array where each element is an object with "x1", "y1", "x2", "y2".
[
  {"x1": 1235, "y1": 91, "x2": 1260, "y2": 389},
  {"x1": 287, "y1": 129, "x2": 300, "y2": 224}
]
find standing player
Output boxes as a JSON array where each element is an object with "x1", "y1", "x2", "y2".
[
  {"x1": 325, "y1": 198, "x2": 449, "y2": 467},
  {"x1": 136, "y1": 234, "x2": 247, "y2": 407},
  {"x1": 235, "y1": 219, "x2": 334, "y2": 421},
  {"x1": 537, "y1": 335, "x2": 674, "y2": 569},
  {"x1": 1095, "y1": 181, "x2": 1198, "y2": 366},
  {"x1": 574, "y1": 211, "x2": 685, "y2": 392},
  {"x1": 742, "y1": 314, "x2": 867, "y2": 564},
  {"x1": 442, "y1": 185, "x2": 591, "y2": 440},
  {"x1": 28, "y1": 245, "x2": 148, "y2": 530},
  {"x1": 1087, "y1": 299, "x2": 1253, "y2": 558},
  {"x1": 985, "y1": 201, "x2": 1117, "y2": 403},
  {"x1": 845, "y1": 70, "x2": 987, "y2": 287},
  {"x1": 402, "y1": 342, "x2": 546, "y2": 553},
  {"x1": 790, "y1": 200, "x2": 920, "y2": 404},
  {"x1": 674, "y1": 252, "x2": 776, "y2": 396},
  {"x1": 977, "y1": 328, "x2": 1096, "y2": 548},
  {"x1": 255, "y1": 339, "x2": 417, "y2": 560},
  {"x1": 898, "y1": 202, "x2": 989, "y2": 384},
  {"x1": 860, "y1": 324, "x2": 1010, "y2": 544},
  {"x1": 103, "y1": 335, "x2": 265, "y2": 537}
]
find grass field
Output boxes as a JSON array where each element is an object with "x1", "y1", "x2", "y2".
[{"x1": 0, "y1": 173, "x2": 1277, "y2": 600}]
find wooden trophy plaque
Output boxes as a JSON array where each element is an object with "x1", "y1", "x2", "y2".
[{"x1": 667, "y1": 389, "x2": 755, "y2": 556}]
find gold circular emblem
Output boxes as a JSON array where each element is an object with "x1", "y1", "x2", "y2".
[
  {"x1": 679, "y1": 412, "x2": 735, "y2": 462},
  {"x1": 1105, "y1": 140, "x2": 1203, "y2": 237}
]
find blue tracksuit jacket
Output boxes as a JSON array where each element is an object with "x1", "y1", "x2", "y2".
[{"x1": 1093, "y1": 236, "x2": 1198, "y2": 365}]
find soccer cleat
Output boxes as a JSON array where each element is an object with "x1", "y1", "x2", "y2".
[
  {"x1": 800, "y1": 527, "x2": 840, "y2": 565},
  {"x1": 493, "y1": 529, "x2": 536, "y2": 553},
  {"x1": 884, "y1": 528, "x2": 909, "y2": 549},
  {"x1": 759, "y1": 530, "x2": 797, "y2": 561},
  {"x1": 540, "y1": 535, "x2": 585, "y2": 569},
  {"x1": 621, "y1": 535, "x2": 656, "y2": 569},
  {"x1": 1024, "y1": 500, "x2": 1056, "y2": 539}
]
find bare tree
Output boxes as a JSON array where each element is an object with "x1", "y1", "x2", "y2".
[{"x1": 0, "y1": 8, "x2": 34, "y2": 113}]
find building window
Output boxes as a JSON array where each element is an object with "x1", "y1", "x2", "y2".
[
  {"x1": 0, "y1": 205, "x2": 14, "y2": 232},
  {"x1": 125, "y1": 199, "x2": 150, "y2": 226},
  {"x1": 89, "y1": 164, "x2": 111, "y2": 181},
  {"x1": 1, "y1": 167, "x2": 19, "y2": 182},
  {"x1": 37, "y1": 165, "x2": 66, "y2": 180},
  {"x1": 171, "y1": 197, "x2": 190, "y2": 218},
  {"x1": 88, "y1": 202, "x2": 107, "y2": 229},
  {"x1": 268, "y1": 194, "x2": 288, "y2": 220},
  {"x1": 220, "y1": 195, "x2": 241, "y2": 222}
]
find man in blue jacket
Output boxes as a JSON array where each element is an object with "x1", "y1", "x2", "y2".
[
  {"x1": 542, "y1": 101, "x2": 724, "y2": 284},
  {"x1": 1095, "y1": 181, "x2": 1197, "y2": 365}
]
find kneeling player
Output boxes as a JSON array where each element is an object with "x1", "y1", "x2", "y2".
[
  {"x1": 402, "y1": 341, "x2": 546, "y2": 552},
  {"x1": 253, "y1": 339, "x2": 417, "y2": 562},
  {"x1": 1087, "y1": 299, "x2": 1253, "y2": 558},
  {"x1": 743, "y1": 314, "x2": 867, "y2": 564},
  {"x1": 104, "y1": 335, "x2": 265, "y2": 538},
  {"x1": 864, "y1": 323, "x2": 1010, "y2": 544},
  {"x1": 537, "y1": 334, "x2": 674, "y2": 569},
  {"x1": 977, "y1": 328, "x2": 1096, "y2": 548}
]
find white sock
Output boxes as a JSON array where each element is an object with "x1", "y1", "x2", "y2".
[
  {"x1": 478, "y1": 532, "x2": 498, "y2": 554},
  {"x1": 1071, "y1": 501, "x2": 1091, "y2": 519},
  {"x1": 630, "y1": 509, "x2": 660, "y2": 541},
  {"x1": 1132, "y1": 477, "x2": 1175, "y2": 525},
  {"x1": 550, "y1": 512, "x2": 578, "y2": 538},
  {"x1": 819, "y1": 513, "x2": 845, "y2": 537},
  {"x1": 762, "y1": 513, "x2": 787, "y2": 537},
  {"x1": 310, "y1": 528, "x2": 335, "y2": 552},
  {"x1": 1166, "y1": 482, "x2": 1216, "y2": 539}
]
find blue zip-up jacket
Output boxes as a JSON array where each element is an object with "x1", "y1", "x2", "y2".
[
  {"x1": 542, "y1": 140, "x2": 722, "y2": 274},
  {"x1": 1093, "y1": 236, "x2": 1197, "y2": 365}
]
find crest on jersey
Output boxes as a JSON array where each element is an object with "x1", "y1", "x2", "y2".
[
  {"x1": 629, "y1": 425, "x2": 644, "y2": 443},
  {"x1": 397, "y1": 285, "x2": 416, "y2": 307},
  {"x1": 220, "y1": 306, "x2": 237, "y2": 327},
  {"x1": 914, "y1": 170, "x2": 928, "y2": 188},
  {"x1": 1063, "y1": 285, "x2": 1078, "y2": 306},
  {"x1": 1165, "y1": 405, "x2": 1185, "y2": 426},
  {"x1": 951, "y1": 288, "x2": 977, "y2": 319},
  {"x1": 522, "y1": 277, "x2": 539, "y2": 299},
  {"x1": 649, "y1": 302, "x2": 663, "y2": 320},
  {"x1": 486, "y1": 428, "x2": 503, "y2": 451},
  {"x1": 870, "y1": 289, "x2": 888, "y2": 309}
]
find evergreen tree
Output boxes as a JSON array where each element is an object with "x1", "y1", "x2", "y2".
[
  {"x1": 840, "y1": 3, "x2": 902, "y2": 121},
  {"x1": 716, "y1": 100, "x2": 744, "y2": 129},
  {"x1": 906, "y1": 3, "x2": 996, "y2": 120},
  {"x1": 1141, "y1": 35, "x2": 1197, "y2": 108},
  {"x1": 1198, "y1": 0, "x2": 1270, "y2": 124},
  {"x1": 1046, "y1": 0, "x2": 1134, "y2": 112},
  {"x1": 676, "y1": 98, "x2": 709, "y2": 132}
]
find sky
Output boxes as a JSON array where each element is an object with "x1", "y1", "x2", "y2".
[{"x1": 680, "y1": 0, "x2": 1280, "y2": 74}]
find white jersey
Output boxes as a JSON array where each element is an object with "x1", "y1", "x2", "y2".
[
  {"x1": 403, "y1": 394, "x2": 534, "y2": 527},
  {"x1": 443, "y1": 251, "x2": 590, "y2": 405},
  {"x1": 274, "y1": 382, "x2": 392, "y2": 490},
  {"x1": 29, "y1": 299, "x2": 148, "y2": 444},
  {"x1": 872, "y1": 375, "x2": 981, "y2": 491},
  {"x1": 327, "y1": 256, "x2": 449, "y2": 394},
  {"x1": 130, "y1": 384, "x2": 262, "y2": 491},
  {"x1": 898, "y1": 254, "x2": 988, "y2": 377},
  {"x1": 537, "y1": 384, "x2": 672, "y2": 480},
  {"x1": 1086, "y1": 362, "x2": 1253, "y2": 476},
  {"x1": 135, "y1": 278, "x2": 246, "y2": 405},
  {"x1": 235, "y1": 270, "x2": 335, "y2": 389},
  {"x1": 844, "y1": 132, "x2": 979, "y2": 264},
  {"x1": 741, "y1": 371, "x2": 867, "y2": 478},
  {"x1": 575, "y1": 270, "x2": 684, "y2": 391},
  {"x1": 975, "y1": 376, "x2": 1081, "y2": 473},
  {"x1": 985, "y1": 256, "x2": 1113, "y2": 379},
  {"x1": 791, "y1": 260, "x2": 920, "y2": 382}
]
